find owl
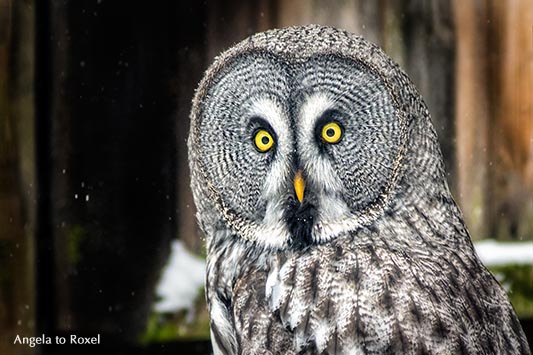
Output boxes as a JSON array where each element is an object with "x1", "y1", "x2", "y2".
[{"x1": 188, "y1": 25, "x2": 530, "y2": 354}]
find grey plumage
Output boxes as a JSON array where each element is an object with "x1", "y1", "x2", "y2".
[{"x1": 188, "y1": 25, "x2": 530, "y2": 354}]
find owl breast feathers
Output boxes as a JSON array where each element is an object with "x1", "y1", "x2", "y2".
[{"x1": 188, "y1": 25, "x2": 530, "y2": 354}]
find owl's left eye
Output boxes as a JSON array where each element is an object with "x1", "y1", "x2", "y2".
[
  {"x1": 253, "y1": 129, "x2": 275, "y2": 152},
  {"x1": 321, "y1": 122, "x2": 343, "y2": 144}
]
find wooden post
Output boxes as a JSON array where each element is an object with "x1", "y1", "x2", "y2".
[
  {"x1": 276, "y1": 0, "x2": 382, "y2": 45},
  {"x1": 453, "y1": 0, "x2": 490, "y2": 240},
  {"x1": 0, "y1": 0, "x2": 36, "y2": 354},
  {"x1": 454, "y1": 0, "x2": 533, "y2": 241},
  {"x1": 207, "y1": 0, "x2": 275, "y2": 63},
  {"x1": 44, "y1": 1, "x2": 180, "y2": 343},
  {"x1": 486, "y1": 0, "x2": 533, "y2": 240}
]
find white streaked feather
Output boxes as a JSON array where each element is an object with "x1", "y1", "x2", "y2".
[{"x1": 210, "y1": 298, "x2": 236, "y2": 352}]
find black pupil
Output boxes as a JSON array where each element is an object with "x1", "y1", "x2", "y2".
[
  {"x1": 326, "y1": 128, "x2": 335, "y2": 137},
  {"x1": 261, "y1": 136, "x2": 270, "y2": 145}
]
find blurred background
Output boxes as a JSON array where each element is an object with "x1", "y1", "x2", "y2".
[{"x1": 0, "y1": 0, "x2": 532, "y2": 354}]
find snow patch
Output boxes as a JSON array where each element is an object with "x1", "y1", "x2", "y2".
[
  {"x1": 473, "y1": 239, "x2": 533, "y2": 266},
  {"x1": 154, "y1": 240, "x2": 205, "y2": 316}
]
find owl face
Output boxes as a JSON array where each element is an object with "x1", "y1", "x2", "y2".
[{"x1": 195, "y1": 52, "x2": 402, "y2": 249}]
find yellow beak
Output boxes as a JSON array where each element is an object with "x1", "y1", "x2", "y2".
[{"x1": 293, "y1": 170, "x2": 305, "y2": 203}]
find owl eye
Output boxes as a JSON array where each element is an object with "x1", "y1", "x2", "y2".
[
  {"x1": 254, "y1": 129, "x2": 275, "y2": 152},
  {"x1": 321, "y1": 122, "x2": 343, "y2": 144}
]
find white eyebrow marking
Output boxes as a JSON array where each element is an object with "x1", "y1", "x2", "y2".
[
  {"x1": 297, "y1": 93, "x2": 344, "y2": 193},
  {"x1": 249, "y1": 98, "x2": 286, "y2": 129},
  {"x1": 298, "y1": 93, "x2": 335, "y2": 141}
]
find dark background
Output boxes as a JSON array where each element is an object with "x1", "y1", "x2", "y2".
[{"x1": 0, "y1": 0, "x2": 532, "y2": 354}]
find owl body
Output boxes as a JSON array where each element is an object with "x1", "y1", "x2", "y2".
[{"x1": 188, "y1": 26, "x2": 530, "y2": 354}]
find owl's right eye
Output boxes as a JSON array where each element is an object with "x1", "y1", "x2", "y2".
[{"x1": 253, "y1": 129, "x2": 275, "y2": 152}]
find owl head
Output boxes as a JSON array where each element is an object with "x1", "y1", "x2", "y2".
[{"x1": 188, "y1": 25, "x2": 445, "y2": 250}]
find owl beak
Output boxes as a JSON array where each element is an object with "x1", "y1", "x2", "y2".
[{"x1": 293, "y1": 170, "x2": 305, "y2": 203}]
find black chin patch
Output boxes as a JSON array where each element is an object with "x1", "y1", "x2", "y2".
[{"x1": 285, "y1": 198, "x2": 317, "y2": 249}]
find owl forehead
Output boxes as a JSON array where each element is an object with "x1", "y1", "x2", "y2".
[
  {"x1": 201, "y1": 51, "x2": 391, "y2": 130},
  {"x1": 207, "y1": 51, "x2": 383, "y2": 100}
]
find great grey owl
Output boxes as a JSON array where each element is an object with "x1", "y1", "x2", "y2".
[{"x1": 188, "y1": 25, "x2": 530, "y2": 354}]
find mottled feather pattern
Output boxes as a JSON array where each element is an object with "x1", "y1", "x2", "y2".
[
  {"x1": 207, "y1": 207, "x2": 527, "y2": 354},
  {"x1": 189, "y1": 25, "x2": 531, "y2": 354}
]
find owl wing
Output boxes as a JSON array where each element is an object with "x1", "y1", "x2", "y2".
[
  {"x1": 230, "y1": 269, "x2": 296, "y2": 355},
  {"x1": 207, "y1": 287, "x2": 238, "y2": 355},
  {"x1": 207, "y1": 263, "x2": 295, "y2": 355}
]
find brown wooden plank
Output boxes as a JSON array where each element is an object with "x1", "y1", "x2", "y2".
[
  {"x1": 486, "y1": 0, "x2": 533, "y2": 240},
  {"x1": 453, "y1": 0, "x2": 490, "y2": 240}
]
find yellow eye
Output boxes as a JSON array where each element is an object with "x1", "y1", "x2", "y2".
[
  {"x1": 321, "y1": 122, "x2": 343, "y2": 143},
  {"x1": 254, "y1": 129, "x2": 274, "y2": 152}
]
